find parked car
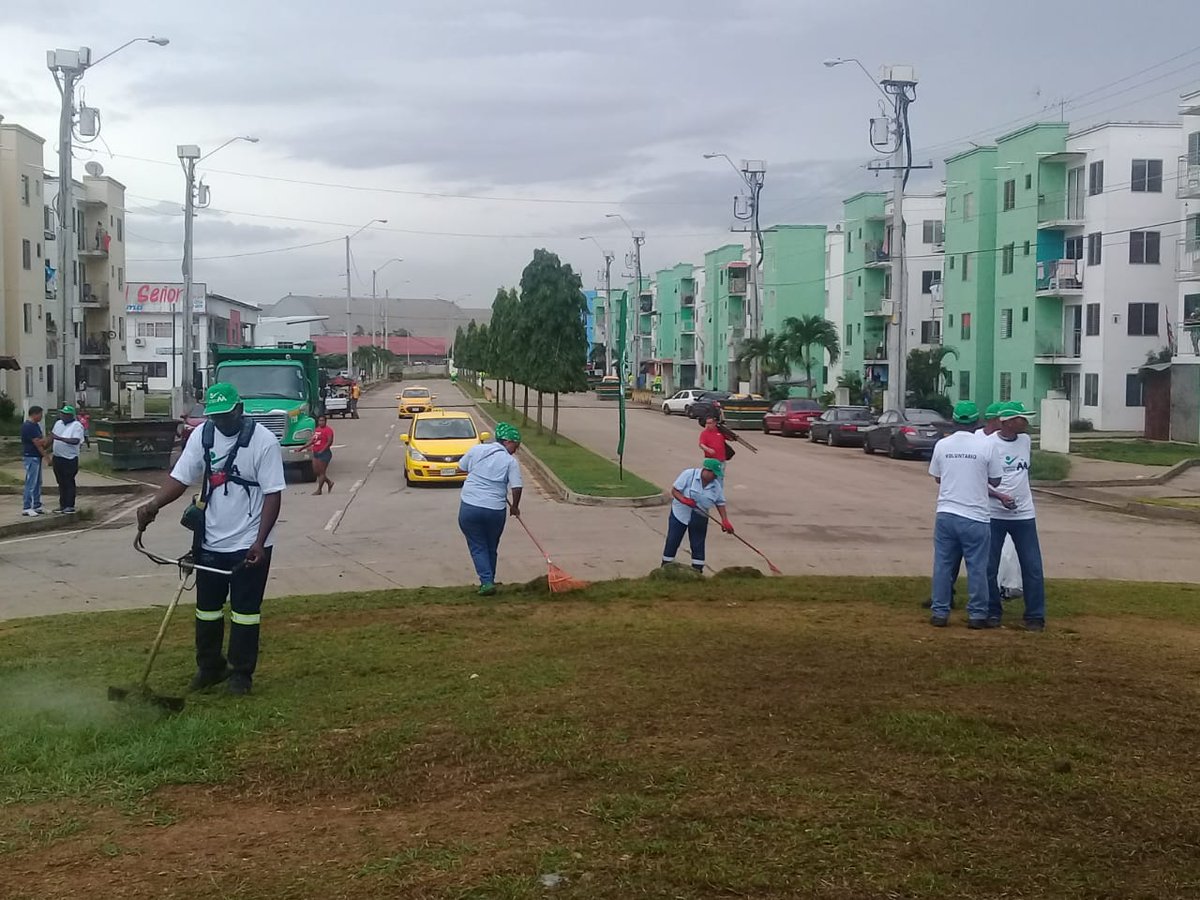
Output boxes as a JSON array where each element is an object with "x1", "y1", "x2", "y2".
[
  {"x1": 661, "y1": 389, "x2": 707, "y2": 416},
  {"x1": 862, "y1": 408, "x2": 954, "y2": 459},
  {"x1": 762, "y1": 398, "x2": 823, "y2": 437},
  {"x1": 687, "y1": 390, "x2": 732, "y2": 422},
  {"x1": 808, "y1": 406, "x2": 875, "y2": 447},
  {"x1": 177, "y1": 402, "x2": 205, "y2": 445}
]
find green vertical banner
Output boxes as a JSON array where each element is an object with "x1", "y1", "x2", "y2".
[{"x1": 616, "y1": 289, "x2": 628, "y2": 478}]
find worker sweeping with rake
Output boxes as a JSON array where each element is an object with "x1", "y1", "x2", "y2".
[
  {"x1": 456, "y1": 421, "x2": 526, "y2": 596},
  {"x1": 661, "y1": 458, "x2": 736, "y2": 574}
]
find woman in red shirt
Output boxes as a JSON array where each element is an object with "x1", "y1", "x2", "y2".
[{"x1": 305, "y1": 414, "x2": 335, "y2": 495}]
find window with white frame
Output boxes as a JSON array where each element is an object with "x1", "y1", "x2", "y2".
[
  {"x1": 1084, "y1": 373, "x2": 1099, "y2": 406},
  {"x1": 1130, "y1": 159, "x2": 1162, "y2": 193},
  {"x1": 1129, "y1": 231, "x2": 1160, "y2": 265}
]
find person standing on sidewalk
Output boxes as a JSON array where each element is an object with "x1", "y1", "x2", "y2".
[
  {"x1": 985, "y1": 402, "x2": 1046, "y2": 631},
  {"x1": 350, "y1": 381, "x2": 362, "y2": 419},
  {"x1": 19, "y1": 406, "x2": 47, "y2": 517},
  {"x1": 136, "y1": 383, "x2": 285, "y2": 696},
  {"x1": 927, "y1": 401, "x2": 1002, "y2": 629},
  {"x1": 48, "y1": 405, "x2": 86, "y2": 514},
  {"x1": 455, "y1": 422, "x2": 523, "y2": 596}
]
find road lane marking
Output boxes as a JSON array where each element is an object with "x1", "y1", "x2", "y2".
[
  {"x1": 330, "y1": 424, "x2": 394, "y2": 535},
  {"x1": 324, "y1": 510, "x2": 343, "y2": 531},
  {"x1": 368, "y1": 457, "x2": 378, "y2": 468},
  {"x1": 376, "y1": 444, "x2": 383, "y2": 452},
  {"x1": 350, "y1": 479, "x2": 364, "y2": 494}
]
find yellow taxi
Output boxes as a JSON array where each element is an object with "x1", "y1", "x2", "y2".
[
  {"x1": 400, "y1": 410, "x2": 489, "y2": 486},
  {"x1": 396, "y1": 385, "x2": 436, "y2": 418}
]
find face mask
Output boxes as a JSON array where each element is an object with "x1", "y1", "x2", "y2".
[{"x1": 212, "y1": 412, "x2": 242, "y2": 436}]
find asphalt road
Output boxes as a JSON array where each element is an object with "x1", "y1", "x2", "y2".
[{"x1": 0, "y1": 380, "x2": 1195, "y2": 621}]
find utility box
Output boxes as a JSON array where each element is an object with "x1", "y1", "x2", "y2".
[
  {"x1": 1040, "y1": 391, "x2": 1070, "y2": 454},
  {"x1": 880, "y1": 64, "x2": 918, "y2": 85}
]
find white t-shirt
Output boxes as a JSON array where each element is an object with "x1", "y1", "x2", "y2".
[
  {"x1": 928, "y1": 430, "x2": 1002, "y2": 523},
  {"x1": 671, "y1": 467, "x2": 727, "y2": 525},
  {"x1": 51, "y1": 420, "x2": 86, "y2": 460},
  {"x1": 458, "y1": 443, "x2": 522, "y2": 510},
  {"x1": 989, "y1": 432, "x2": 1035, "y2": 520},
  {"x1": 170, "y1": 422, "x2": 286, "y2": 552}
]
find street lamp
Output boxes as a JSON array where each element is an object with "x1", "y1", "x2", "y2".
[
  {"x1": 605, "y1": 214, "x2": 646, "y2": 384},
  {"x1": 48, "y1": 35, "x2": 169, "y2": 406},
  {"x1": 372, "y1": 257, "x2": 404, "y2": 350},
  {"x1": 177, "y1": 135, "x2": 260, "y2": 406},
  {"x1": 580, "y1": 236, "x2": 616, "y2": 373},
  {"x1": 822, "y1": 57, "x2": 891, "y2": 100},
  {"x1": 345, "y1": 219, "x2": 388, "y2": 376}
]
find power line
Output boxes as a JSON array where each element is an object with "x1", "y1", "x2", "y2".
[{"x1": 127, "y1": 236, "x2": 343, "y2": 263}]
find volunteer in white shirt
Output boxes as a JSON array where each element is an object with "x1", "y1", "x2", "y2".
[
  {"x1": 49, "y1": 405, "x2": 86, "y2": 514},
  {"x1": 985, "y1": 401, "x2": 1046, "y2": 631},
  {"x1": 455, "y1": 422, "x2": 524, "y2": 596},
  {"x1": 137, "y1": 383, "x2": 286, "y2": 696},
  {"x1": 927, "y1": 401, "x2": 1003, "y2": 629}
]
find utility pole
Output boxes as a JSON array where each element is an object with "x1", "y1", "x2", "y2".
[
  {"x1": 629, "y1": 232, "x2": 645, "y2": 386},
  {"x1": 344, "y1": 220, "x2": 388, "y2": 377},
  {"x1": 178, "y1": 146, "x2": 200, "y2": 407},
  {"x1": 602, "y1": 251, "x2": 614, "y2": 375}
]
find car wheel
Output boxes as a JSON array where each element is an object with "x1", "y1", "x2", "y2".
[
  {"x1": 888, "y1": 440, "x2": 901, "y2": 459},
  {"x1": 810, "y1": 429, "x2": 820, "y2": 443},
  {"x1": 863, "y1": 438, "x2": 875, "y2": 454},
  {"x1": 762, "y1": 419, "x2": 771, "y2": 434},
  {"x1": 662, "y1": 405, "x2": 671, "y2": 415},
  {"x1": 826, "y1": 431, "x2": 836, "y2": 447},
  {"x1": 684, "y1": 405, "x2": 693, "y2": 417}
]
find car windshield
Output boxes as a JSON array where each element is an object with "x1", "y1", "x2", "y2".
[
  {"x1": 905, "y1": 409, "x2": 945, "y2": 424},
  {"x1": 414, "y1": 418, "x2": 476, "y2": 440},
  {"x1": 787, "y1": 400, "x2": 820, "y2": 411},
  {"x1": 838, "y1": 407, "x2": 869, "y2": 419},
  {"x1": 219, "y1": 364, "x2": 306, "y2": 401},
  {"x1": 402, "y1": 388, "x2": 430, "y2": 398}
]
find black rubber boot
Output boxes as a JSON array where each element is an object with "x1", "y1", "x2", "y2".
[
  {"x1": 193, "y1": 617, "x2": 227, "y2": 689},
  {"x1": 227, "y1": 622, "x2": 260, "y2": 694}
]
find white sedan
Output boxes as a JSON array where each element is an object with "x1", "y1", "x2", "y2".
[{"x1": 661, "y1": 389, "x2": 706, "y2": 416}]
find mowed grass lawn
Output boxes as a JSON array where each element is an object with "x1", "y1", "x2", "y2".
[
  {"x1": 477, "y1": 398, "x2": 661, "y2": 499},
  {"x1": 4, "y1": 575, "x2": 1200, "y2": 899},
  {"x1": 1072, "y1": 440, "x2": 1200, "y2": 467}
]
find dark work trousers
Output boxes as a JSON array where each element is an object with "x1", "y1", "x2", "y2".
[
  {"x1": 661, "y1": 512, "x2": 710, "y2": 571},
  {"x1": 51, "y1": 456, "x2": 79, "y2": 511},
  {"x1": 194, "y1": 547, "x2": 273, "y2": 683}
]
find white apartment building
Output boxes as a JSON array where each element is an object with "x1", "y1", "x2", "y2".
[
  {"x1": 123, "y1": 282, "x2": 258, "y2": 392},
  {"x1": 824, "y1": 226, "x2": 845, "y2": 388},
  {"x1": 1172, "y1": 90, "x2": 1200, "y2": 441},
  {"x1": 45, "y1": 172, "x2": 129, "y2": 408},
  {"x1": 1057, "y1": 122, "x2": 1182, "y2": 431},
  {"x1": 0, "y1": 121, "x2": 55, "y2": 412},
  {"x1": 893, "y1": 192, "x2": 947, "y2": 353}
]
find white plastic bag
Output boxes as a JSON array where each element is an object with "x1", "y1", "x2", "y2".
[{"x1": 998, "y1": 534, "x2": 1023, "y2": 597}]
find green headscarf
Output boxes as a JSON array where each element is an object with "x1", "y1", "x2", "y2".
[
  {"x1": 702, "y1": 458, "x2": 724, "y2": 478},
  {"x1": 495, "y1": 422, "x2": 522, "y2": 443}
]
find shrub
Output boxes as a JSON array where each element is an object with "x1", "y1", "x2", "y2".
[
  {"x1": 0, "y1": 392, "x2": 15, "y2": 422},
  {"x1": 1070, "y1": 418, "x2": 1095, "y2": 433}
]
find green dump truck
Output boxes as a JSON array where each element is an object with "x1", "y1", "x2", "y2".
[{"x1": 210, "y1": 342, "x2": 320, "y2": 481}]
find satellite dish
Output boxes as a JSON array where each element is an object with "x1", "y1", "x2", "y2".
[{"x1": 84, "y1": 161, "x2": 104, "y2": 177}]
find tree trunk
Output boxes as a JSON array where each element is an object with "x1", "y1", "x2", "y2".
[
  {"x1": 551, "y1": 393, "x2": 560, "y2": 444},
  {"x1": 805, "y1": 361, "x2": 814, "y2": 398},
  {"x1": 536, "y1": 391, "x2": 544, "y2": 434},
  {"x1": 522, "y1": 385, "x2": 529, "y2": 426}
]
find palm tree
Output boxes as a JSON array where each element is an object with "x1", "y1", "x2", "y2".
[
  {"x1": 779, "y1": 315, "x2": 841, "y2": 399},
  {"x1": 736, "y1": 332, "x2": 789, "y2": 392},
  {"x1": 906, "y1": 346, "x2": 959, "y2": 398}
]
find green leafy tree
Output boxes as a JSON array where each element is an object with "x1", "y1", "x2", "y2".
[
  {"x1": 736, "y1": 333, "x2": 789, "y2": 389},
  {"x1": 519, "y1": 248, "x2": 589, "y2": 442},
  {"x1": 780, "y1": 315, "x2": 841, "y2": 398},
  {"x1": 906, "y1": 346, "x2": 958, "y2": 417}
]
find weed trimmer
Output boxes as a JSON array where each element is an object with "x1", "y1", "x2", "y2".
[
  {"x1": 513, "y1": 514, "x2": 589, "y2": 593},
  {"x1": 106, "y1": 531, "x2": 235, "y2": 714},
  {"x1": 703, "y1": 512, "x2": 782, "y2": 576}
]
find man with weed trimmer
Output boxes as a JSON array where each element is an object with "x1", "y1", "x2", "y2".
[{"x1": 137, "y1": 383, "x2": 285, "y2": 696}]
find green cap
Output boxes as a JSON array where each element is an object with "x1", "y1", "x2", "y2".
[
  {"x1": 983, "y1": 402, "x2": 1004, "y2": 419},
  {"x1": 203, "y1": 382, "x2": 241, "y2": 415},
  {"x1": 60, "y1": 404, "x2": 76, "y2": 415},
  {"x1": 999, "y1": 400, "x2": 1037, "y2": 420},
  {"x1": 952, "y1": 401, "x2": 980, "y2": 424},
  {"x1": 702, "y1": 458, "x2": 724, "y2": 477},
  {"x1": 494, "y1": 422, "x2": 522, "y2": 443}
]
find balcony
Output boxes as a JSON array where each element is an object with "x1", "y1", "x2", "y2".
[
  {"x1": 1037, "y1": 198, "x2": 1086, "y2": 230},
  {"x1": 79, "y1": 335, "x2": 111, "y2": 359},
  {"x1": 80, "y1": 282, "x2": 109, "y2": 308},
  {"x1": 864, "y1": 298, "x2": 896, "y2": 318},
  {"x1": 639, "y1": 296, "x2": 653, "y2": 314},
  {"x1": 1178, "y1": 239, "x2": 1200, "y2": 282},
  {"x1": 1177, "y1": 321, "x2": 1200, "y2": 360},
  {"x1": 864, "y1": 241, "x2": 891, "y2": 268},
  {"x1": 1033, "y1": 331, "x2": 1082, "y2": 364},
  {"x1": 1036, "y1": 259, "x2": 1083, "y2": 297},
  {"x1": 1178, "y1": 156, "x2": 1200, "y2": 200},
  {"x1": 681, "y1": 293, "x2": 696, "y2": 308}
]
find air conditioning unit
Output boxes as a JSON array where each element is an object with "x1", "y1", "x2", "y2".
[
  {"x1": 134, "y1": 337, "x2": 146, "y2": 346},
  {"x1": 880, "y1": 299, "x2": 896, "y2": 317}
]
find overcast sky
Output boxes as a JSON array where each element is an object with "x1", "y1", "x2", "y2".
[{"x1": 3, "y1": 0, "x2": 1198, "y2": 316}]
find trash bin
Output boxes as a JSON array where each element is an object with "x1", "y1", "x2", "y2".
[
  {"x1": 721, "y1": 398, "x2": 770, "y2": 431},
  {"x1": 95, "y1": 418, "x2": 178, "y2": 470}
]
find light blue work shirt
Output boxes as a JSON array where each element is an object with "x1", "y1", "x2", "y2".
[
  {"x1": 458, "y1": 442, "x2": 523, "y2": 510},
  {"x1": 671, "y1": 467, "x2": 726, "y2": 525}
]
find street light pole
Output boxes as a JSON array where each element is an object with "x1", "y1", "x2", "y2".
[
  {"x1": 606, "y1": 214, "x2": 645, "y2": 386},
  {"x1": 47, "y1": 35, "x2": 168, "y2": 407},
  {"x1": 344, "y1": 219, "x2": 388, "y2": 377},
  {"x1": 371, "y1": 256, "x2": 403, "y2": 360},
  {"x1": 580, "y1": 236, "x2": 616, "y2": 374}
]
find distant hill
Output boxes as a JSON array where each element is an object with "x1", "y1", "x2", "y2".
[{"x1": 260, "y1": 294, "x2": 491, "y2": 343}]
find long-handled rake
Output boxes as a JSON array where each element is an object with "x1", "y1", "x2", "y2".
[
  {"x1": 703, "y1": 512, "x2": 782, "y2": 576},
  {"x1": 513, "y1": 515, "x2": 590, "y2": 593},
  {"x1": 106, "y1": 531, "x2": 235, "y2": 714}
]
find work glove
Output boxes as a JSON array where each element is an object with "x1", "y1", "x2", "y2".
[
  {"x1": 721, "y1": 519, "x2": 734, "y2": 534},
  {"x1": 681, "y1": 497, "x2": 698, "y2": 508}
]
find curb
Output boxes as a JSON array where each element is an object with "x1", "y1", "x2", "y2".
[
  {"x1": 1034, "y1": 486, "x2": 1200, "y2": 525},
  {"x1": 470, "y1": 398, "x2": 667, "y2": 508},
  {"x1": 0, "y1": 482, "x2": 147, "y2": 497},
  {"x1": 1037, "y1": 457, "x2": 1199, "y2": 489},
  {"x1": 0, "y1": 510, "x2": 97, "y2": 539}
]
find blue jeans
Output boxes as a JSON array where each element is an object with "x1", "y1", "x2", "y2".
[
  {"x1": 662, "y1": 512, "x2": 709, "y2": 570},
  {"x1": 22, "y1": 457, "x2": 43, "y2": 511},
  {"x1": 458, "y1": 501, "x2": 507, "y2": 586},
  {"x1": 987, "y1": 518, "x2": 1046, "y2": 624},
  {"x1": 931, "y1": 513, "x2": 991, "y2": 621}
]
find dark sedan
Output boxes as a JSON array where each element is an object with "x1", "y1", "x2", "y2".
[
  {"x1": 762, "y1": 398, "x2": 822, "y2": 436},
  {"x1": 809, "y1": 406, "x2": 875, "y2": 447},
  {"x1": 687, "y1": 390, "x2": 732, "y2": 422},
  {"x1": 862, "y1": 408, "x2": 954, "y2": 459}
]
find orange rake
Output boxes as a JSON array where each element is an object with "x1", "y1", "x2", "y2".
[{"x1": 514, "y1": 515, "x2": 590, "y2": 593}]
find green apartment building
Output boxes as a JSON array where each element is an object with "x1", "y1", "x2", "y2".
[
  {"x1": 841, "y1": 192, "x2": 891, "y2": 390},
  {"x1": 943, "y1": 145, "x2": 999, "y2": 411},
  {"x1": 624, "y1": 276, "x2": 652, "y2": 386},
  {"x1": 762, "y1": 224, "x2": 831, "y2": 392},
  {"x1": 652, "y1": 263, "x2": 698, "y2": 392},
  {"x1": 700, "y1": 244, "x2": 748, "y2": 390}
]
